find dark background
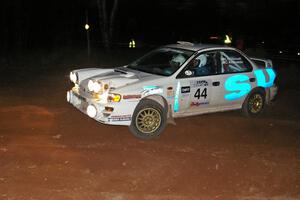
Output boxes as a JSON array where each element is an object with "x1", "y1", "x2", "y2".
[{"x1": 0, "y1": 0, "x2": 300, "y2": 56}]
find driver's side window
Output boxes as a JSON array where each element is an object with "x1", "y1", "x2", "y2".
[{"x1": 178, "y1": 51, "x2": 220, "y2": 78}]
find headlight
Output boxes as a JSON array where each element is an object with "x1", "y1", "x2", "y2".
[
  {"x1": 88, "y1": 80, "x2": 102, "y2": 93},
  {"x1": 108, "y1": 93, "x2": 121, "y2": 102},
  {"x1": 70, "y1": 72, "x2": 78, "y2": 83}
]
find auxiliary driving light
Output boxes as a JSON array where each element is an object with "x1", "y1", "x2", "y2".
[
  {"x1": 87, "y1": 105, "x2": 97, "y2": 118},
  {"x1": 67, "y1": 91, "x2": 71, "y2": 102},
  {"x1": 88, "y1": 80, "x2": 101, "y2": 93},
  {"x1": 93, "y1": 82, "x2": 101, "y2": 93},
  {"x1": 70, "y1": 72, "x2": 77, "y2": 83}
]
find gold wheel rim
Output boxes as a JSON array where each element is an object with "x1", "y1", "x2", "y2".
[
  {"x1": 249, "y1": 94, "x2": 263, "y2": 114},
  {"x1": 136, "y1": 108, "x2": 161, "y2": 134}
]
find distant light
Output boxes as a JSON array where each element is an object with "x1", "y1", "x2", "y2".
[
  {"x1": 279, "y1": 50, "x2": 283, "y2": 54},
  {"x1": 210, "y1": 36, "x2": 219, "y2": 40},
  {"x1": 129, "y1": 39, "x2": 136, "y2": 48},
  {"x1": 261, "y1": 41, "x2": 265, "y2": 44},
  {"x1": 85, "y1": 24, "x2": 90, "y2": 30},
  {"x1": 224, "y1": 35, "x2": 232, "y2": 44},
  {"x1": 297, "y1": 52, "x2": 300, "y2": 56}
]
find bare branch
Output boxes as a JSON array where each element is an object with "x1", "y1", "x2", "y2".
[
  {"x1": 96, "y1": 0, "x2": 119, "y2": 49},
  {"x1": 109, "y1": 0, "x2": 118, "y2": 38},
  {"x1": 102, "y1": 0, "x2": 107, "y2": 30}
]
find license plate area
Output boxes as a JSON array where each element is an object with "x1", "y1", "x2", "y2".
[{"x1": 73, "y1": 93, "x2": 88, "y2": 110}]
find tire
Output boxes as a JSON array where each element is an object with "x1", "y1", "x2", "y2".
[
  {"x1": 129, "y1": 98, "x2": 167, "y2": 140},
  {"x1": 242, "y1": 89, "x2": 265, "y2": 117}
]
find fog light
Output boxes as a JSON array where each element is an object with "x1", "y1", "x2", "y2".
[{"x1": 87, "y1": 105, "x2": 97, "y2": 118}]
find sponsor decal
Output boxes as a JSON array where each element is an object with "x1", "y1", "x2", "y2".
[
  {"x1": 108, "y1": 114, "x2": 132, "y2": 122},
  {"x1": 142, "y1": 86, "x2": 163, "y2": 96},
  {"x1": 181, "y1": 86, "x2": 190, "y2": 94},
  {"x1": 190, "y1": 101, "x2": 209, "y2": 107},
  {"x1": 174, "y1": 81, "x2": 180, "y2": 112},
  {"x1": 143, "y1": 85, "x2": 158, "y2": 90},
  {"x1": 224, "y1": 68, "x2": 276, "y2": 101},
  {"x1": 255, "y1": 69, "x2": 276, "y2": 88},
  {"x1": 191, "y1": 80, "x2": 209, "y2": 88},
  {"x1": 224, "y1": 75, "x2": 251, "y2": 101},
  {"x1": 148, "y1": 88, "x2": 163, "y2": 95},
  {"x1": 123, "y1": 94, "x2": 141, "y2": 99}
]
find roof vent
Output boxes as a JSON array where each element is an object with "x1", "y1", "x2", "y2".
[{"x1": 177, "y1": 41, "x2": 194, "y2": 46}]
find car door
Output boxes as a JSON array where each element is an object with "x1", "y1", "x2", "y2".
[
  {"x1": 175, "y1": 49, "x2": 255, "y2": 116},
  {"x1": 175, "y1": 50, "x2": 223, "y2": 115},
  {"x1": 213, "y1": 49, "x2": 255, "y2": 108}
]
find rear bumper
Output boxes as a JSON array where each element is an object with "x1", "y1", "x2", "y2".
[
  {"x1": 266, "y1": 85, "x2": 278, "y2": 104},
  {"x1": 270, "y1": 85, "x2": 278, "y2": 101}
]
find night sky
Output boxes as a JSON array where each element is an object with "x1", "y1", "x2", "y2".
[{"x1": 0, "y1": 0, "x2": 299, "y2": 54}]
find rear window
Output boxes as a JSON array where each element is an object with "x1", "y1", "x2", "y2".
[
  {"x1": 219, "y1": 50, "x2": 252, "y2": 73},
  {"x1": 252, "y1": 60, "x2": 266, "y2": 69}
]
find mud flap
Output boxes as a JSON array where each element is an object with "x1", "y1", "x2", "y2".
[{"x1": 167, "y1": 104, "x2": 176, "y2": 125}]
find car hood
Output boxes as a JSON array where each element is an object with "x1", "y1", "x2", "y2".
[{"x1": 81, "y1": 67, "x2": 162, "y2": 90}]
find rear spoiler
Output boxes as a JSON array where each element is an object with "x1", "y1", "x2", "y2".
[{"x1": 250, "y1": 57, "x2": 273, "y2": 69}]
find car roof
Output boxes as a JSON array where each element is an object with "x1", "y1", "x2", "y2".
[{"x1": 164, "y1": 41, "x2": 230, "y2": 52}]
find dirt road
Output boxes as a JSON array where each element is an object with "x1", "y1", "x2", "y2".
[{"x1": 0, "y1": 54, "x2": 300, "y2": 200}]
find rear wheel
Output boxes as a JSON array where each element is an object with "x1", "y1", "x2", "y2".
[
  {"x1": 242, "y1": 89, "x2": 265, "y2": 117},
  {"x1": 129, "y1": 99, "x2": 167, "y2": 139}
]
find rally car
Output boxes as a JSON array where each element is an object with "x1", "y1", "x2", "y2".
[{"x1": 67, "y1": 42, "x2": 277, "y2": 139}]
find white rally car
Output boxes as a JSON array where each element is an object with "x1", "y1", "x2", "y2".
[{"x1": 67, "y1": 42, "x2": 277, "y2": 139}]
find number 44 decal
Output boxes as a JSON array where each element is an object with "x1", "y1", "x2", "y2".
[{"x1": 194, "y1": 88, "x2": 207, "y2": 99}]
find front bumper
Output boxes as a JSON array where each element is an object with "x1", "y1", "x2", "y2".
[{"x1": 67, "y1": 89, "x2": 137, "y2": 126}]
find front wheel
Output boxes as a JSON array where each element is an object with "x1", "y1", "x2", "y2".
[
  {"x1": 129, "y1": 99, "x2": 167, "y2": 139},
  {"x1": 242, "y1": 90, "x2": 265, "y2": 117}
]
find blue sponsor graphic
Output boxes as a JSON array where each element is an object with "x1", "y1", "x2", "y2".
[
  {"x1": 174, "y1": 81, "x2": 181, "y2": 112},
  {"x1": 224, "y1": 69, "x2": 276, "y2": 101},
  {"x1": 143, "y1": 85, "x2": 158, "y2": 90},
  {"x1": 255, "y1": 69, "x2": 276, "y2": 88},
  {"x1": 224, "y1": 75, "x2": 251, "y2": 101}
]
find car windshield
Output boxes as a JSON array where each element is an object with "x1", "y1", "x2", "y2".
[{"x1": 127, "y1": 48, "x2": 195, "y2": 76}]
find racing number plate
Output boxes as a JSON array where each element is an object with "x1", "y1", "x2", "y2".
[{"x1": 190, "y1": 80, "x2": 211, "y2": 106}]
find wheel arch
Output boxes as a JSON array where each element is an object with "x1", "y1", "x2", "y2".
[
  {"x1": 242, "y1": 86, "x2": 266, "y2": 106},
  {"x1": 129, "y1": 95, "x2": 169, "y2": 139},
  {"x1": 245, "y1": 86, "x2": 266, "y2": 101},
  {"x1": 143, "y1": 95, "x2": 169, "y2": 111},
  {"x1": 138, "y1": 94, "x2": 172, "y2": 118}
]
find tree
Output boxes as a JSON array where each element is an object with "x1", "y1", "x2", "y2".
[{"x1": 96, "y1": 0, "x2": 119, "y2": 49}]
